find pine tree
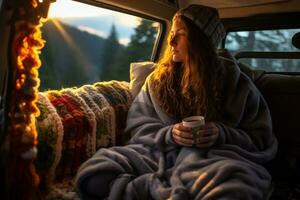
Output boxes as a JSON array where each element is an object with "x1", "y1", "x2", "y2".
[
  {"x1": 100, "y1": 24, "x2": 121, "y2": 80},
  {"x1": 126, "y1": 19, "x2": 157, "y2": 61},
  {"x1": 110, "y1": 19, "x2": 158, "y2": 81}
]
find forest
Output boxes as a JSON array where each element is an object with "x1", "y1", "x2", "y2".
[{"x1": 39, "y1": 19, "x2": 157, "y2": 91}]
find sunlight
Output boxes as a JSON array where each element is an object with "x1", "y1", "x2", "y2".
[
  {"x1": 51, "y1": 19, "x2": 75, "y2": 47},
  {"x1": 50, "y1": 19, "x2": 95, "y2": 73},
  {"x1": 48, "y1": 0, "x2": 109, "y2": 18},
  {"x1": 48, "y1": 0, "x2": 140, "y2": 28}
]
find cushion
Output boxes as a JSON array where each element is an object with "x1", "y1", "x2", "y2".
[{"x1": 129, "y1": 61, "x2": 155, "y2": 98}]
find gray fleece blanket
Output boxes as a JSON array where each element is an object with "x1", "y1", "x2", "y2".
[{"x1": 76, "y1": 57, "x2": 278, "y2": 200}]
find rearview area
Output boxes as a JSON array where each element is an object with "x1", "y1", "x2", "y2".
[{"x1": 225, "y1": 29, "x2": 300, "y2": 72}]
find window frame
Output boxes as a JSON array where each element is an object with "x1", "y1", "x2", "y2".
[{"x1": 221, "y1": 12, "x2": 300, "y2": 73}]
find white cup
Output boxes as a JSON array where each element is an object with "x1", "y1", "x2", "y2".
[{"x1": 182, "y1": 116, "x2": 205, "y2": 136}]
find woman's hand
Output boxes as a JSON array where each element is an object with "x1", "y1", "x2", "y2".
[
  {"x1": 172, "y1": 123, "x2": 194, "y2": 146},
  {"x1": 172, "y1": 122, "x2": 219, "y2": 148}
]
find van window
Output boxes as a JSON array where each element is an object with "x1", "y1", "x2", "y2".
[
  {"x1": 40, "y1": 0, "x2": 160, "y2": 91},
  {"x1": 225, "y1": 29, "x2": 300, "y2": 72}
]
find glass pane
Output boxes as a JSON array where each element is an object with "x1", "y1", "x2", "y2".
[
  {"x1": 39, "y1": 0, "x2": 160, "y2": 91},
  {"x1": 225, "y1": 29, "x2": 300, "y2": 72},
  {"x1": 239, "y1": 58, "x2": 300, "y2": 72},
  {"x1": 225, "y1": 29, "x2": 300, "y2": 53}
]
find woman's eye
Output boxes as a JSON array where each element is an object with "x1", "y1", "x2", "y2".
[
  {"x1": 176, "y1": 30, "x2": 186, "y2": 36},
  {"x1": 176, "y1": 33, "x2": 185, "y2": 38},
  {"x1": 170, "y1": 31, "x2": 186, "y2": 42}
]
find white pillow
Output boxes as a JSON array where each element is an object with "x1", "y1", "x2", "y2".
[{"x1": 129, "y1": 61, "x2": 155, "y2": 98}]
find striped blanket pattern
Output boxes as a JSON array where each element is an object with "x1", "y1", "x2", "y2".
[{"x1": 35, "y1": 81, "x2": 132, "y2": 199}]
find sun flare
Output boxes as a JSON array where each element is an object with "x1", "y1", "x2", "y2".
[
  {"x1": 47, "y1": 0, "x2": 140, "y2": 27},
  {"x1": 48, "y1": 0, "x2": 107, "y2": 18}
]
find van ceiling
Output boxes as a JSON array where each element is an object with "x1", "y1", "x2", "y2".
[
  {"x1": 95, "y1": 0, "x2": 300, "y2": 20},
  {"x1": 179, "y1": 0, "x2": 288, "y2": 9},
  {"x1": 179, "y1": 0, "x2": 300, "y2": 18},
  {"x1": 93, "y1": 0, "x2": 177, "y2": 20}
]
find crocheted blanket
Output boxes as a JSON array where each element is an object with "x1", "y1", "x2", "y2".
[{"x1": 34, "y1": 81, "x2": 132, "y2": 199}]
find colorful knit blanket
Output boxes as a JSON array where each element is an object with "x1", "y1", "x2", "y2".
[{"x1": 34, "y1": 81, "x2": 132, "y2": 199}]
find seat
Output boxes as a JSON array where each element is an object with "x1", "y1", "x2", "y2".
[{"x1": 218, "y1": 48, "x2": 300, "y2": 199}]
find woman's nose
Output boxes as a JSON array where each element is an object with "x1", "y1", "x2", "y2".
[{"x1": 169, "y1": 35, "x2": 177, "y2": 47}]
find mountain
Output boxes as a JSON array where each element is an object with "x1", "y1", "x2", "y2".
[
  {"x1": 54, "y1": 16, "x2": 135, "y2": 42},
  {"x1": 39, "y1": 19, "x2": 106, "y2": 90}
]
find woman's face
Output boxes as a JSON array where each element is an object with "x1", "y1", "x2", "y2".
[{"x1": 169, "y1": 18, "x2": 188, "y2": 63}]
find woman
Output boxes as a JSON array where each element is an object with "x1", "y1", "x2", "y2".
[{"x1": 76, "y1": 4, "x2": 278, "y2": 200}]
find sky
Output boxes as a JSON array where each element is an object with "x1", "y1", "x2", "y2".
[{"x1": 48, "y1": 0, "x2": 140, "y2": 45}]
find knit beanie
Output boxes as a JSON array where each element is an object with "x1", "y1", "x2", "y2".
[{"x1": 178, "y1": 4, "x2": 226, "y2": 47}]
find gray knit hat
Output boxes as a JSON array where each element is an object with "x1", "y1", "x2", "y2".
[{"x1": 178, "y1": 4, "x2": 226, "y2": 47}]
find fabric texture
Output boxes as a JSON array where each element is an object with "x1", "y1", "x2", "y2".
[
  {"x1": 36, "y1": 92, "x2": 64, "y2": 189},
  {"x1": 76, "y1": 57, "x2": 278, "y2": 200},
  {"x1": 179, "y1": 4, "x2": 226, "y2": 47},
  {"x1": 129, "y1": 61, "x2": 156, "y2": 98},
  {"x1": 35, "y1": 81, "x2": 132, "y2": 199}
]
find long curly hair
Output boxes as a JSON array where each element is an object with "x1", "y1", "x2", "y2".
[{"x1": 150, "y1": 14, "x2": 224, "y2": 121}]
